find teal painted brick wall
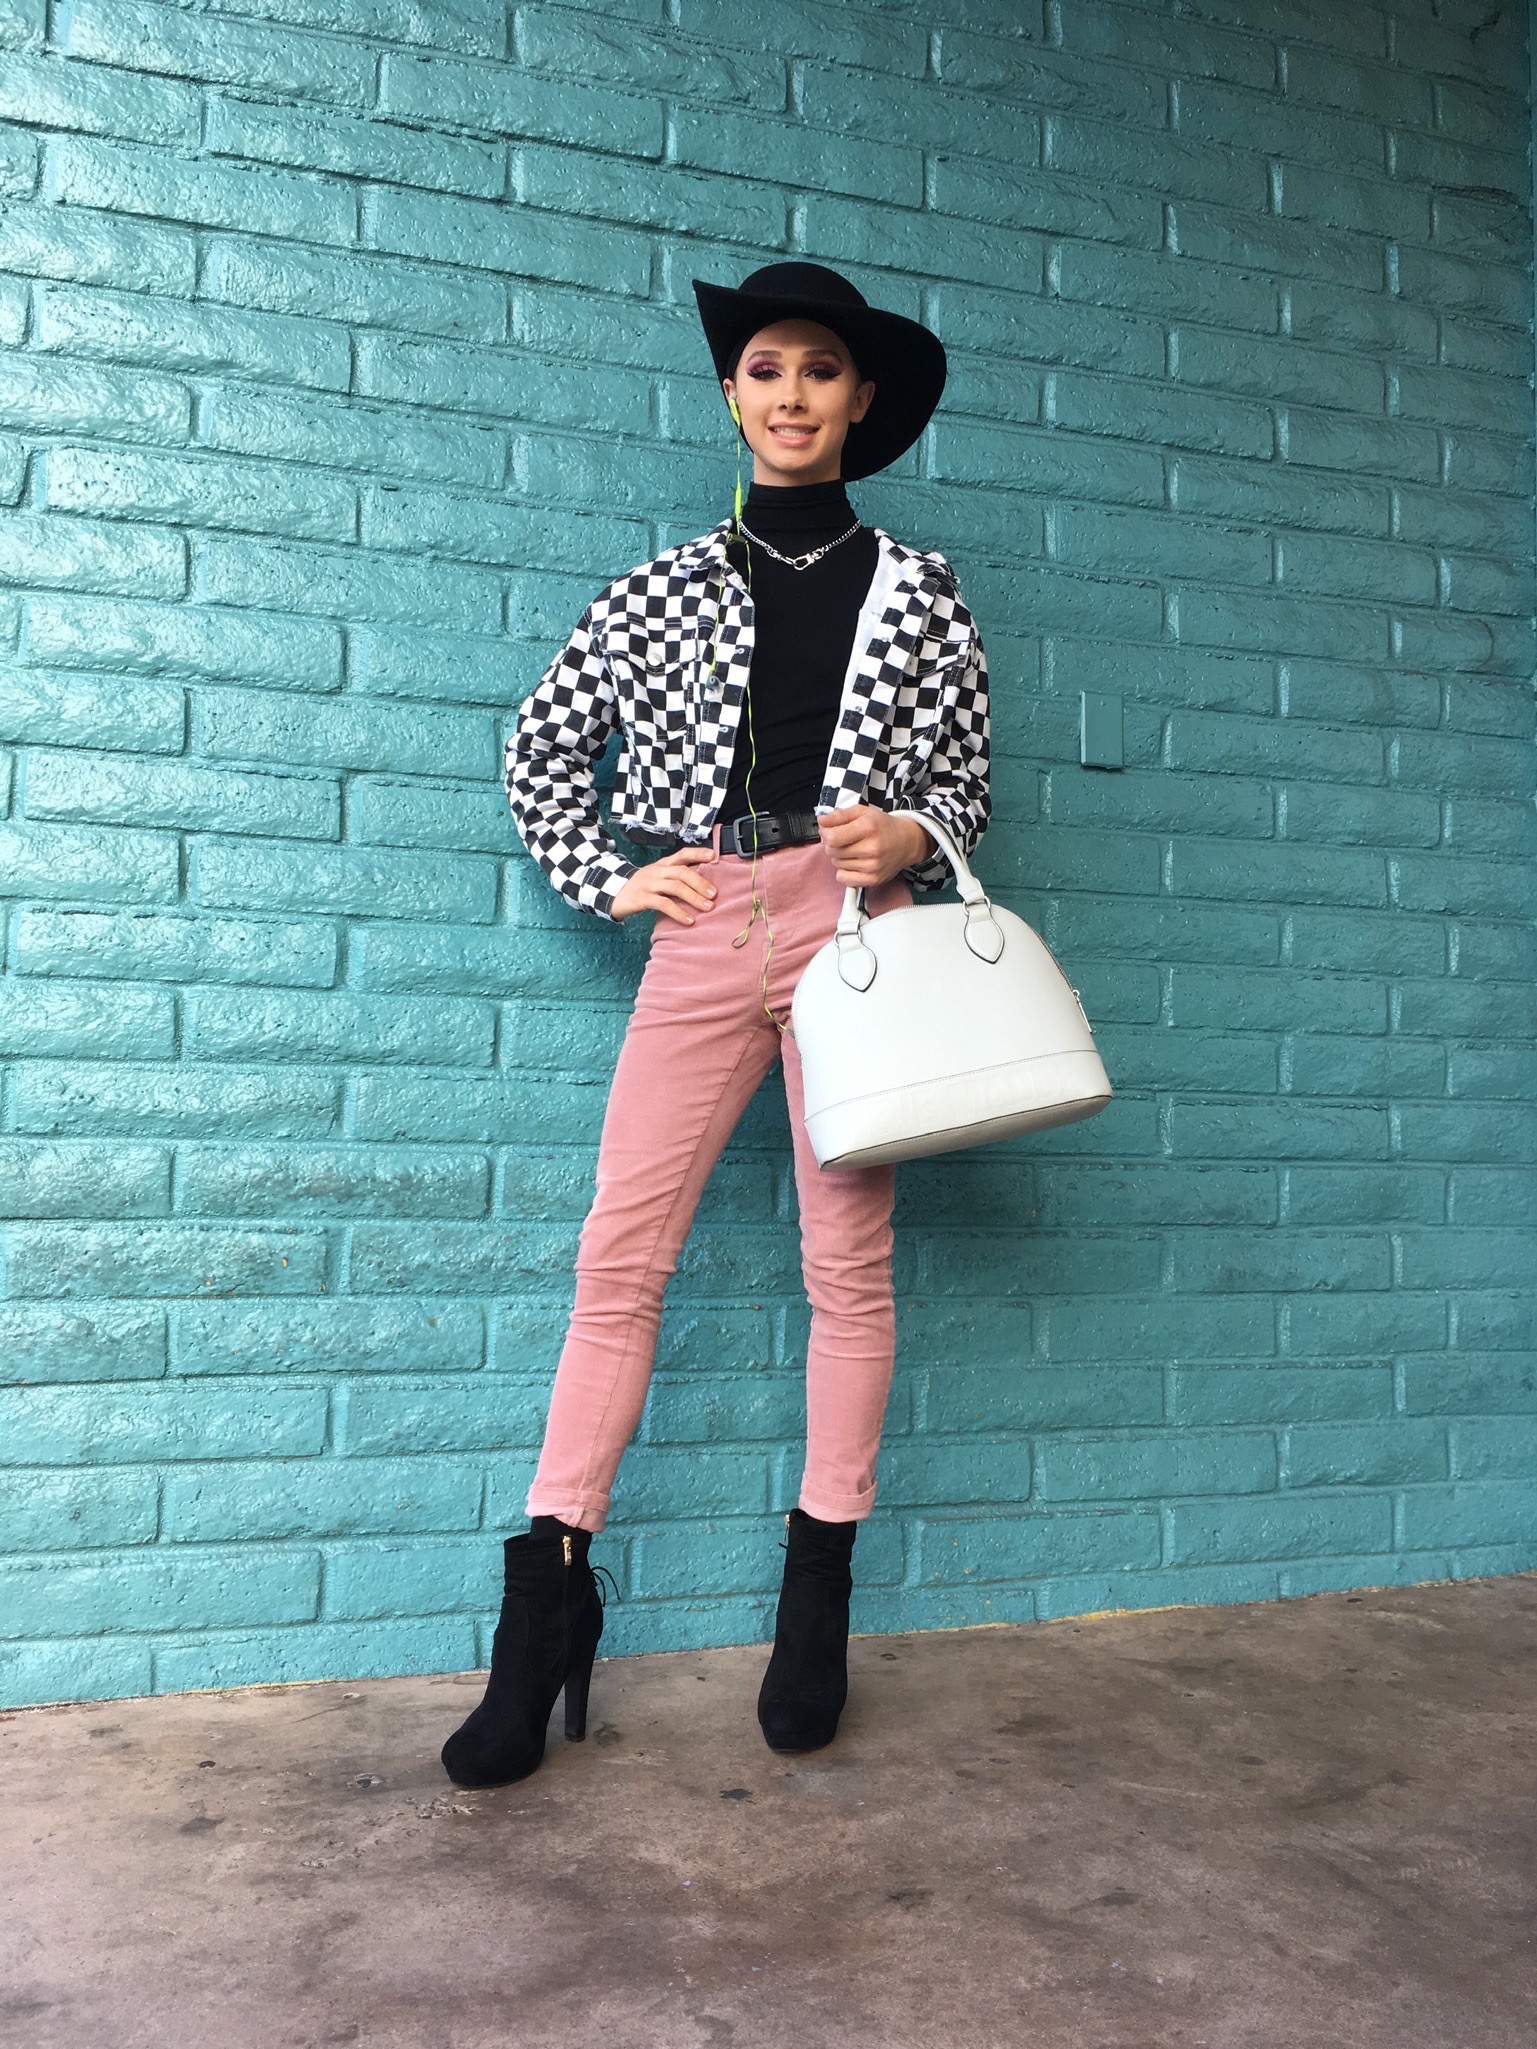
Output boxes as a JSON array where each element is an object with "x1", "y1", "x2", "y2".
[{"x1": 1, "y1": 0, "x2": 1534, "y2": 1706}]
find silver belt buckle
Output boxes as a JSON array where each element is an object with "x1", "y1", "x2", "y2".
[{"x1": 730, "y1": 812, "x2": 780, "y2": 856}]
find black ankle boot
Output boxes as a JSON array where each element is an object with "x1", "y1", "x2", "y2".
[
  {"x1": 757, "y1": 1508, "x2": 857, "y2": 1754},
  {"x1": 440, "y1": 1520, "x2": 605, "y2": 1788}
]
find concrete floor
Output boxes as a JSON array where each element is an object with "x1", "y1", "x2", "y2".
[{"x1": 2, "y1": 1578, "x2": 1534, "y2": 2049}]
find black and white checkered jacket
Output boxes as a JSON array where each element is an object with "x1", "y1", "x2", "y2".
[{"x1": 504, "y1": 521, "x2": 990, "y2": 919}]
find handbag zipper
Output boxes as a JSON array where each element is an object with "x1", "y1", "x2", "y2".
[{"x1": 1034, "y1": 931, "x2": 1096, "y2": 1034}]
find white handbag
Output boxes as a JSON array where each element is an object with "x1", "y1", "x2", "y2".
[{"x1": 790, "y1": 812, "x2": 1113, "y2": 1170}]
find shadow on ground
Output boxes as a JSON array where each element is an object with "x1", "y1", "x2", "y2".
[{"x1": 2, "y1": 1576, "x2": 1534, "y2": 2048}]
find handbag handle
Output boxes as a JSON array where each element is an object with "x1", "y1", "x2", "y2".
[{"x1": 831, "y1": 809, "x2": 1004, "y2": 991}]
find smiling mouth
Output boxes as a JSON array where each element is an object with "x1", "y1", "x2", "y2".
[{"x1": 770, "y1": 423, "x2": 818, "y2": 441}]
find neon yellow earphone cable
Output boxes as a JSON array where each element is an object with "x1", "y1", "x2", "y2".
[{"x1": 724, "y1": 395, "x2": 784, "y2": 1034}]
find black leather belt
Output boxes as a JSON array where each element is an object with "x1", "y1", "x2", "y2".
[{"x1": 722, "y1": 809, "x2": 822, "y2": 857}]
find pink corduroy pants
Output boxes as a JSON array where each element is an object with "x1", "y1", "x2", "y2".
[{"x1": 525, "y1": 828, "x2": 912, "y2": 1534}]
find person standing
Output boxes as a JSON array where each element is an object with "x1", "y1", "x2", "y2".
[{"x1": 443, "y1": 263, "x2": 990, "y2": 1788}]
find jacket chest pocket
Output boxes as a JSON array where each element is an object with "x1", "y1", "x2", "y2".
[{"x1": 610, "y1": 643, "x2": 699, "y2": 740}]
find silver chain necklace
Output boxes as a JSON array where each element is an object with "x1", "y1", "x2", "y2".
[{"x1": 737, "y1": 518, "x2": 863, "y2": 572}]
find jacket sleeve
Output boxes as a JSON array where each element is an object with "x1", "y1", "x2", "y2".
[
  {"x1": 503, "y1": 602, "x2": 637, "y2": 920},
  {"x1": 902, "y1": 580, "x2": 991, "y2": 894}
]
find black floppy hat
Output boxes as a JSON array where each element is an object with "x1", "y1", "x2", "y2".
[{"x1": 691, "y1": 262, "x2": 947, "y2": 482}]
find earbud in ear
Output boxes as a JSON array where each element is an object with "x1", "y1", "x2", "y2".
[{"x1": 727, "y1": 394, "x2": 741, "y2": 425}]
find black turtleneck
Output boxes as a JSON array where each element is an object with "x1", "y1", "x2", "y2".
[{"x1": 718, "y1": 478, "x2": 879, "y2": 827}]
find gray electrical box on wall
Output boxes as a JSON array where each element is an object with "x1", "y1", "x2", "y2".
[{"x1": 1080, "y1": 691, "x2": 1124, "y2": 770}]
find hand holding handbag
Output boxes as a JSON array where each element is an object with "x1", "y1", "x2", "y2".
[{"x1": 790, "y1": 811, "x2": 1113, "y2": 1170}]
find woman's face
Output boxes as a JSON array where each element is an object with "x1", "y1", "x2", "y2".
[{"x1": 722, "y1": 319, "x2": 875, "y2": 487}]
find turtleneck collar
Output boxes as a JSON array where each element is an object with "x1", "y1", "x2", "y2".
[{"x1": 739, "y1": 477, "x2": 857, "y2": 546}]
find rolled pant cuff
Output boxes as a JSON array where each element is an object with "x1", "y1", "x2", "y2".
[
  {"x1": 797, "y1": 1488, "x2": 875, "y2": 1524},
  {"x1": 525, "y1": 1493, "x2": 608, "y2": 1534}
]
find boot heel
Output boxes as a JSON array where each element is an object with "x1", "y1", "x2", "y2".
[
  {"x1": 563, "y1": 1550, "x2": 610, "y2": 1742},
  {"x1": 563, "y1": 1638, "x2": 597, "y2": 1742}
]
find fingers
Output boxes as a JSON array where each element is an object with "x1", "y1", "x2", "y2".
[
  {"x1": 612, "y1": 846, "x2": 718, "y2": 923},
  {"x1": 817, "y1": 805, "x2": 873, "y2": 849},
  {"x1": 657, "y1": 851, "x2": 717, "y2": 915},
  {"x1": 651, "y1": 889, "x2": 700, "y2": 925},
  {"x1": 831, "y1": 848, "x2": 889, "y2": 884},
  {"x1": 627, "y1": 880, "x2": 706, "y2": 924},
  {"x1": 646, "y1": 862, "x2": 717, "y2": 923},
  {"x1": 820, "y1": 807, "x2": 890, "y2": 888},
  {"x1": 821, "y1": 831, "x2": 881, "y2": 867},
  {"x1": 657, "y1": 851, "x2": 718, "y2": 902}
]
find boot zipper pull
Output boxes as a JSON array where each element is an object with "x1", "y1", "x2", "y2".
[{"x1": 562, "y1": 1534, "x2": 572, "y2": 1566}]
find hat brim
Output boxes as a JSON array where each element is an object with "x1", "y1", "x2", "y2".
[{"x1": 692, "y1": 278, "x2": 946, "y2": 482}]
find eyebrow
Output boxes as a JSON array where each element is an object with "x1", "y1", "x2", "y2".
[{"x1": 742, "y1": 346, "x2": 847, "y2": 363}]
